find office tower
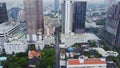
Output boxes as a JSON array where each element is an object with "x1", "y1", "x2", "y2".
[
  {"x1": 101, "y1": 2, "x2": 120, "y2": 46},
  {"x1": 0, "y1": 3, "x2": 8, "y2": 24},
  {"x1": 24, "y1": 0, "x2": 44, "y2": 41},
  {"x1": 72, "y1": 2, "x2": 87, "y2": 34},
  {"x1": 62, "y1": 0, "x2": 73, "y2": 34},
  {"x1": 54, "y1": 0, "x2": 59, "y2": 13}
]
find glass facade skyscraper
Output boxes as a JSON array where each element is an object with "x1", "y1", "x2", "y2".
[
  {"x1": 101, "y1": 2, "x2": 120, "y2": 46},
  {"x1": 0, "y1": 3, "x2": 8, "y2": 24},
  {"x1": 72, "y1": 2, "x2": 87, "y2": 34}
]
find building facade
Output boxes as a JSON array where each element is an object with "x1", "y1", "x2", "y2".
[
  {"x1": 100, "y1": 2, "x2": 120, "y2": 46},
  {"x1": 0, "y1": 3, "x2": 8, "y2": 24},
  {"x1": 62, "y1": 0, "x2": 87, "y2": 34},
  {"x1": 24, "y1": 0, "x2": 44, "y2": 41},
  {"x1": 44, "y1": 16, "x2": 55, "y2": 36},
  {"x1": 4, "y1": 40, "x2": 28, "y2": 54},
  {"x1": 72, "y1": 2, "x2": 87, "y2": 34}
]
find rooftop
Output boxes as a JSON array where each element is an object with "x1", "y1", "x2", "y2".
[
  {"x1": 0, "y1": 22, "x2": 20, "y2": 34},
  {"x1": 68, "y1": 58, "x2": 106, "y2": 65},
  {"x1": 28, "y1": 50, "x2": 41, "y2": 59}
]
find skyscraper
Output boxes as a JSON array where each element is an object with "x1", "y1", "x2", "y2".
[
  {"x1": 62, "y1": 0, "x2": 87, "y2": 34},
  {"x1": 54, "y1": 0, "x2": 59, "y2": 13},
  {"x1": 72, "y1": 2, "x2": 87, "y2": 34},
  {"x1": 0, "y1": 3, "x2": 8, "y2": 24},
  {"x1": 101, "y1": 2, "x2": 120, "y2": 46},
  {"x1": 62, "y1": 0, "x2": 73, "y2": 34},
  {"x1": 24, "y1": 0, "x2": 44, "y2": 41}
]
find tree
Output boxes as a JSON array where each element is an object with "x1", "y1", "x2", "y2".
[
  {"x1": 3, "y1": 52, "x2": 28, "y2": 68},
  {"x1": 89, "y1": 41, "x2": 96, "y2": 47},
  {"x1": 1, "y1": 49, "x2": 6, "y2": 56},
  {"x1": 37, "y1": 47, "x2": 55, "y2": 68},
  {"x1": 29, "y1": 44, "x2": 36, "y2": 51}
]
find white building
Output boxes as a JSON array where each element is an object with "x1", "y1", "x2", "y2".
[
  {"x1": 4, "y1": 35, "x2": 28, "y2": 54},
  {"x1": 64, "y1": 0, "x2": 73, "y2": 34},
  {"x1": 4, "y1": 41, "x2": 28, "y2": 54},
  {"x1": 0, "y1": 22, "x2": 24, "y2": 53},
  {"x1": 106, "y1": 51, "x2": 119, "y2": 57},
  {"x1": 67, "y1": 57, "x2": 106, "y2": 68},
  {"x1": 44, "y1": 36, "x2": 55, "y2": 45},
  {"x1": 36, "y1": 40, "x2": 45, "y2": 50}
]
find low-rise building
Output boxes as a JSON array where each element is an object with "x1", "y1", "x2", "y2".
[
  {"x1": 28, "y1": 50, "x2": 41, "y2": 68},
  {"x1": 106, "y1": 51, "x2": 119, "y2": 57},
  {"x1": 0, "y1": 22, "x2": 25, "y2": 53},
  {"x1": 67, "y1": 57, "x2": 106, "y2": 68},
  {"x1": 93, "y1": 48, "x2": 119, "y2": 57},
  {"x1": 44, "y1": 36, "x2": 55, "y2": 45},
  {"x1": 28, "y1": 50, "x2": 41, "y2": 59},
  {"x1": 4, "y1": 31, "x2": 28, "y2": 54}
]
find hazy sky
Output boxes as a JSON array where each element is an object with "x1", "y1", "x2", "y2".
[
  {"x1": 0, "y1": 0, "x2": 106, "y2": 9},
  {"x1": 0, "y1": 0, "x2": 104, "y2": 3}
]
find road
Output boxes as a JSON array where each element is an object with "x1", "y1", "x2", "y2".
[{"x1": 54, "y1": 28, "x2": 60, "y2": 68}]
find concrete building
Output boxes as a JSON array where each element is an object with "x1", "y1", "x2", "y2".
[
  {"x1": 72, "y1": 2, "x2": 87, "y2": 33},
  {"x1": 44, "y1": 16, "x2": 55, "y2": 36},
  {"x1": 67, "y1": 57, "x2": 106, "y2": 68},
  {"x1": 0, "y1": 3, "x2": 8, "y2": 24},
  {"x1": 24, "y1": 0, "x2": 44, "y2": 41},
  {"x1": 0, "y1": 22, "x2": 25, "y2": 53},
  {"x1": 4, "y1": 35, "x2": 28, "y2": 54},
  {"x1": 100, "y1": 2, "x2": 120, "y2": 47},
  {"x1": 0, "y1": 22, "x2": 24, "y2": 44},
  {"x1": 54, "y1": 0, "x2": 59, "y2": 13}
]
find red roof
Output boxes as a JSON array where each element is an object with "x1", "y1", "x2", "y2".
[
  {"x1": 68, "y1": 58, "x2": 106, "y2": 65},
  {"x1": 28, "y1": 50, "x2": 41, "y2": 59}
]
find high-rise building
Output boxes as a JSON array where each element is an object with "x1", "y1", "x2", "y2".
[
  {"x1": 100, "y1": 2, "x2": 120, "y2": 46},
  {"x1": 54, "y1": 0, "x2": 59, "y2": 13},
  {"x1": 72, "y1": 2, "x2": 87, "y2": 34},
  {"x1": 62, "y1": 0, "x2": 87, "y2": 34},
  {"x1": 0, "y1": 3, "x2": 8, "y2": 24},
  {"x1": 62, "y1": 0, "x2": 73, "y2": 34},
  {"x1": 24, "y1": 0, "x2": 44, "y2": 41}
]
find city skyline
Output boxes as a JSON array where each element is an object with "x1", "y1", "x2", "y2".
[{"x1": 0, "y1": 0, "x2": 105, "y2": 4}]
